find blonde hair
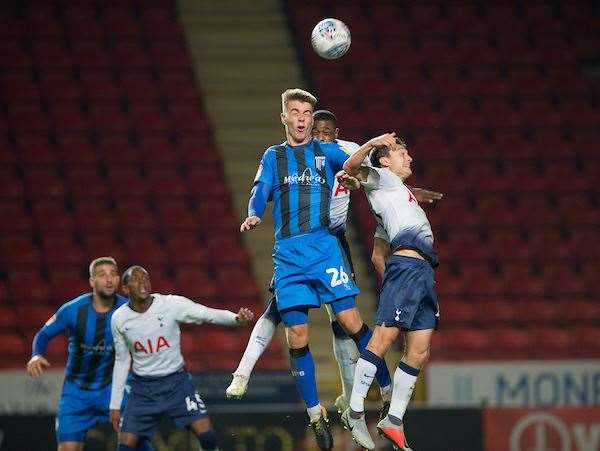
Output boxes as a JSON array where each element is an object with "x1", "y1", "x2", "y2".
[
  {"x1": 89, "y1": 256, "x2": 118, "y2": 278},
  {"x1": 281, "y1": 88, "x2": 317, "y2": 113}
]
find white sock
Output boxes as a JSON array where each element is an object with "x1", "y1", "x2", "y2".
[
  {"x1": 332, "y1": 336, "x2": 359, "y2": 401},
  {"x1": 233, "y1": 315, "x2": 276, "y2": 377},
  {"x1": 349, "y1": 358, "x2": 377, "y2": 413},
  {"x1": 307, "y1": 404, "x2": 323, "y2": 422},
  {"x1": 380, "y1": 383, "x2": 393, "y2": 404},
  {"x1": 388, "y1": 364, "x2": 418, "y2": 421}
]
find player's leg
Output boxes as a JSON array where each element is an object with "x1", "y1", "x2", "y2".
[
  {"x1": 118, "y1": 378, "x2": 160, "y2": 451},
  {"x1": 58, "y1": 443, "x2": 83, "y2": 451},
  {"x1": 170, "y1": 373, "x2": 220, "y2": 449},
  {"x1": 226, "y1": 294, "x2": 281, "y2": 398},
  {"x1": 188, "y1": 417, "x2": 219, "y2": 451},
  {"x1": 334, "y1": 303, "x2": 392, "y2": 403},
  {"x1": 377, "y1": 257, "x2": 438, "y2": 450},
  {"x1": 55, "y1": 383, "x2": 95, "y2": 451},
  {"x1": 117, "y1": 383, "x2": 155, "y2": 451},
  {"x1": 281, "y1": 306, "x2": 333, "y2": 450},
  {"x1": 324, "y1": 303, "x2": 358, "y2": 413}
]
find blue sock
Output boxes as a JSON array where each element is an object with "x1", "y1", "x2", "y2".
[
  {"x1": 196, "y1": 429, "x2": 218, "y2": 450},
  {"x1": 289, "y1": 345, "x2": 319, "y2": 408},
  {"x1": 136, "y1": 438, "x2": 155, "y2": 451},
  {"x1": 351, "y1": 324, "x2": 392, "y2": 388},
  {"x1": 118, "y1": 445, "x2": 135, "y2": 451}
]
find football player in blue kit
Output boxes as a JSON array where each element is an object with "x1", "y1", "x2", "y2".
[
  {"x1": 239, "y1": 88, "x2": 392, "y2": 450},
  {"x1": 26, "y1": 257, "x2": 154, "y2": 451}
]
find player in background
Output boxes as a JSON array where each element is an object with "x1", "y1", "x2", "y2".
[
  {"x1": 109, "y1": 266, "x2": 253, "y2": 451},
  {"x1": 339, "y1": 134, "x2": 439, "y2": 451},
  {"x1": 26, "y1": 257, "x2": 154, "y2": 451},
  {"x1": 239, "y1": 89, "x2": 392, "y2": 450}
]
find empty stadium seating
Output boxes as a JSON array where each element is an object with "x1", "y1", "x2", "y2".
[
  {"x1": 0, "y1": 0, "x2": 271, "y2": 371},
  {"x1": 289, "y1": 0, "x2": 600, "y2": 359}
]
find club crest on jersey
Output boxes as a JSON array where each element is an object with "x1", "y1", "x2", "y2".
[{"x1": 315, "y1": 156, "x2": 326, "y2": 171}]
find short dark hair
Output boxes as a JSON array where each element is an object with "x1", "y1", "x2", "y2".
[
  {"x1": 313, "y1": 109, "x2": 337, "y2": 124},
  {"x1": 122, "y1": 266, "x2": 148, "y2": 285},
  {"x1": 369, "y1": 137, "x2": 407, "y2": 168}
]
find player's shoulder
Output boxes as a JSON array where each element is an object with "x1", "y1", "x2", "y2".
[
  {"x1": 336, "y1": 139, "x2": 360, "y2": 154},
  {"x1": 59, "y1": 292, "x2": 92, "y2": 312},
  {"x1": 263, "y1": 144, "x2": 284, "y2": 157},
  {"x1": 115, "y1": 294, "x2": 128, "y2": 308}
]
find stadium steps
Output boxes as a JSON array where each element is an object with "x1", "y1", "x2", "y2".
[{"x1": 177, "y1": 0, "x2": 380, "y2": 401}]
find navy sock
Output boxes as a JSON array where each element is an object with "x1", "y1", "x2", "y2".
[
  {"x1": 352, "y1": 325, "x2": 392, "y2": 388},
  {"x1": 117, "y1": 445, "x2": 135, "y2": 451},
  {"x1": 196, "y1": 429, "x2": 218, "y2": 450},
  {"x1": 136, "y1": 438, "x2": 155, "y2": 451},
  {"x1": 289, "y1": 345, "x2": 319, "y2": 408}
]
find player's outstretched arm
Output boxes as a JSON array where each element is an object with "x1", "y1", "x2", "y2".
[
  {"x1": 372, "y1": 237, "x2": 391, "y2": 278},
  {"x1": 174, "y1": 295, "x2": 254, "y2": 327},
  {"x1": 409, "y1": 187, "x2": 444, "y2": 204}
]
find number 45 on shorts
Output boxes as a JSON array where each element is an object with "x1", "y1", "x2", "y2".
[
  {"x1": 326, "y1": 267, "x2": 349, "y2": 287},
  {"x1": 185, "y1": 393, "x2": 207, "y2": 413}
]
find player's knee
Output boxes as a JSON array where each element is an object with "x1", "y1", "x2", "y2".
[
  {"x1": 336, "y1": 308, "x2": 362, "y2": 334},
  {"x1": 405, "y1": 347, "x2": 430, "y2": 368},
  {"x1": 286, "y1": 324, "x2": 308, "y2": 348}
]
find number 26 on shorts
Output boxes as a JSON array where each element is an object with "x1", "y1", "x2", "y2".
[{"x1": 326, "y1": 267, "x2": 349, "y2": 287}]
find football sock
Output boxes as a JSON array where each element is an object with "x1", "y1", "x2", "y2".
[
  {"x1": 196, "y1": 429, "x2": 218, "y2": 450},
  {"x1": 331, "y1": 321, "x2": 358, "y2": 401},
  {"x1": 388, "y1": 361, "x2": 419, "y2": 421},
  {"x1": 349, "y1": 350, "x2": 381, "y2": 414},
  {"x1": 136, "y1": 437, "x2": 155, "y2": 451},
  {"x1": 289, "y1": 345, "x2": 320, "y2": 414},
  {"x1": 234, "y1": 312, "x2": 277, "y2": 377},
  {"x1": 351, "y1": 324, "x2": 392, "y2": 392}
]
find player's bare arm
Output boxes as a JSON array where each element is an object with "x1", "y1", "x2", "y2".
[
  {"x1": 409, "y1": 187, "x2": 444, "y2": 204},
  {"x1": 26, "y1": 354, "x2": 51, "y2": 378},
  {"x1": 110, "y1": 409, "x2": 120, "y2": 432},
  {"x1": 372, "y1": 237, "x2": 391, "y2": 278},
  {"x1": 343, "y1": 132, "x2": 397, "y2": 181}
]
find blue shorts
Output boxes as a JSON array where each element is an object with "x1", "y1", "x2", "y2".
[
  {"x1": 273, "y1": 228, "x2": 359, "y2": 311},
  {"x1": 280, "y1": 296, "x2": 356, "y2": 327},
  {"x1": 375, "y1": 255, "x2": 439, "y2": 331},
  {"x1": 121, "y1": 370, "x2": 208, "y2": 438},
  {"x1": 56, "y1": 379, "x2": 135, "y2": 443}
]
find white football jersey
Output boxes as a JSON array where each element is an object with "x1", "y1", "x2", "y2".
[
  {"x1": 329, "y1": 139, "x2": 361, "y2": 233},
  {"x1": 109, "y1": 293, "x2": 238, "y2": 409},
  {"x1": 362, "y1": 167, "x2": 438, "y2": 266}
]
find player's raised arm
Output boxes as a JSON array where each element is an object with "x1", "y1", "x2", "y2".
[
  {"x1": 26, "y1": 306, "x2": 69, "y2": 378},
  {"x1": 171, "y1": 295, "x2": 254, "y2": 326},
  {"x1": 109, "y1": 316, "x2": 130, "y2": 431},
  {"x1": 343, "y1": 132, "x2": 397, "y2": 180}
]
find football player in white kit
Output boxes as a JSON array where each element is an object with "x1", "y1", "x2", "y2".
[
  {"x1": 339, "y1": 133, "x2": 439, "y2": 451},
  {"x1": 109, "y1": 266, "x2": 253, "y2": 451}
]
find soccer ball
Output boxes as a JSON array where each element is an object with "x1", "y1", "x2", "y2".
[{"x1": 310, "y1": 18, "x2": 351, "y2": 60}]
